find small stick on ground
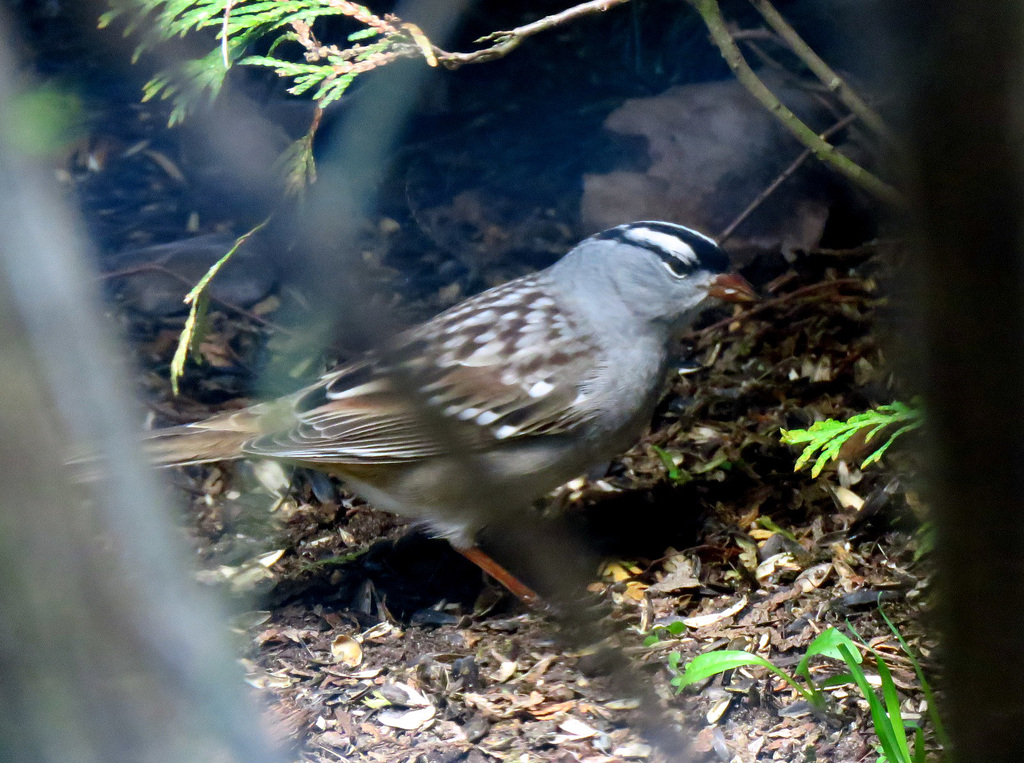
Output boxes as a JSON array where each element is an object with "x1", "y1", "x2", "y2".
[{"x1": 685, "y1": 277, "x2": 864, "y2": 338}]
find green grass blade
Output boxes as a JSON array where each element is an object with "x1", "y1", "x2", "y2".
[
  {"x1": 755, "y1": 516, "x2": 799, "y2": 544},
  {"x1": 876, "y1": 652, "x2": 913, "y2": 762},
  {"x1": 795, "y1": 627, "x2": 861, "y2": 681},
  {"x1": 674, "y1": 650, "x2": 810, "y2": 701},
  {"x1": 837, "y1": 643, "x2": 906, "y2": 763},
  {"x1": 651, "y1": 445, "x2": 681, "y2": 481},
  {"x1": 818, "y1": 673, "x2": 855, "y2": 689},
  {"x1": 879, "y1": 608, "x2": 949, "y2": 749},
  {"x1": 912, "y1": 727, "x2": 926, "y2": 763}
]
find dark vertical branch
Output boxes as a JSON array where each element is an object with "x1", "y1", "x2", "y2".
[{"x1": 910, "y1": 2, "x2": 1024, "y2": 759}]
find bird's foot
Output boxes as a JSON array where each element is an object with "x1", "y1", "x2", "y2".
[{"x1": 456, "y1": 545, "x2": 539, "y2": 604}]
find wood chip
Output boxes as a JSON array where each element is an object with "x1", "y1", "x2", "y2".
[{"x1": 682, "y1": 596, "x2": 748, "y2": 628}]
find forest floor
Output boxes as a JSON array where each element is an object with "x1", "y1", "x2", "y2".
[
  {"x1": 22, "y1": 2, "x2": 938, "y2": 760},
  {"x1": 162, "y1": 241, "x2": 934, "y2": 763}
]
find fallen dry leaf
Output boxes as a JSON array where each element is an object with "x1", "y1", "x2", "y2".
[
  {"x1": 682, "y1": 596, "x2": 748, "y2": 628},
  {"x1": 330, "y1": 634, "x2": 363, "y2": 668},
  {"x1": 378, "y1": 705, "x2": 436, "y2": 730}
]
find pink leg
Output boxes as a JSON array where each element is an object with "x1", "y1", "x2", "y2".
[{"x1": 456, "y1": 546, "x2": 539, "y2": 604}]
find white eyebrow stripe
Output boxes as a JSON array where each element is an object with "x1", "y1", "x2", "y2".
[
  {"x1": 630, "y1": 222, "x2": 718, "y2": 247},
  {"x1": 624, "y1": 229, "x2": 698, "y2": 264}
]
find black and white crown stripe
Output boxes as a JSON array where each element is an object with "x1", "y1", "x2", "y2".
[{"x1": 593, "y1": 221, "x2": 729, "y2": 277}]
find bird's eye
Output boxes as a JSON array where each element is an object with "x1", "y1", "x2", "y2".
[
  {"x1": 617, "y1": 227, "x2": 700, "y2": 278},
  {"x1": 655, "y1": 250, "x2": 695, "y2": 278}
]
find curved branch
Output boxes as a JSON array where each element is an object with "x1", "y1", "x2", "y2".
[
  {"x1": 748, "y1": 0, "x2": 897, "y2": 145},
  {"x1": 688, "y1": 0, "x2": 906, "y2": 207}
]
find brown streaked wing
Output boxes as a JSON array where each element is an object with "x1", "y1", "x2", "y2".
[{"x1": 243, "y1": 272, "x2": 601, "y2": 464}]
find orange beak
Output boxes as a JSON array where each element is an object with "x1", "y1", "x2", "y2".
[{"x1": 707, "y1": 272, "x2": 758, "y2": 303}]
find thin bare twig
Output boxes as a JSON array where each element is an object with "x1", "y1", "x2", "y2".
[
  {"x1": 748, "y1": 0, "x2": 897, "y2": 145},
  {"x1": 98, "y1": 263, "x2": 298, "y2": 338},
  {"x1": 684, "y1": 278, "x2": 864, "y2": 338},
  {"x1": 687, "y1": 0, "x2": 906, "y2": 207},
  {"x1": 434, "y1": 0, "x2": 631, "y2": 69},
  {"x1": 719, "y1": 112, "x2": 858, "y2": 242},
  {"x1": 730, "y1": 28, "x2": 783, "y2": 43}
]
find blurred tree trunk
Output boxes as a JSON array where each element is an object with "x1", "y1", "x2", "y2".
[
  {"x1": 0, "y1": 18, "x2": 281, "y2": 763},
  {"x1": 910, "y1": 2, "x2": 1024, "y2": 759}
]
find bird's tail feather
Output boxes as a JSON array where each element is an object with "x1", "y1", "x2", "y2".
[
  {"x1": 65, "y1": 411, "x2": 262, "y2": 482},
  {"x1": 144, "y1": 411, "x2": 262, "y2": 467}
]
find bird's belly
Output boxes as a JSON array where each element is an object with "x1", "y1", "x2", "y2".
[
  {"x1": 327, "y1": 415, "x2": 654, "y2": 547},
  {"x1": 321, "y1": 355, "x2": 667, "y2": 545},
  {"x1": 327, "y1": 448, "x2": 578, "y2": 544}
]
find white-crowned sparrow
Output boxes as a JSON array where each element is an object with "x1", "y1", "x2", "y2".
[{"x1": 147, "y1": 221, "x2": 755, "y2": 599}]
